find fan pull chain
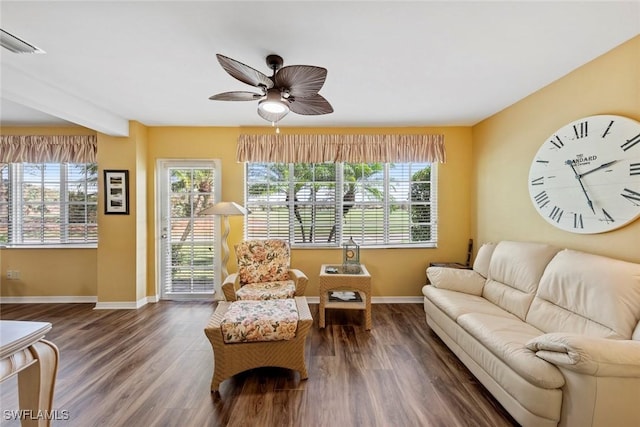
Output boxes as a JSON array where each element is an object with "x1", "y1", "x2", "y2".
[{"x1": 271, "y1": 121, "x2": 281, "y2": 134}]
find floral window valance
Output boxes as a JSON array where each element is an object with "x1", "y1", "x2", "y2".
[
  {"x1": 237, "y1": 134, "x2": 446, "y2": 164},
  {"x1": 0, "y1": 135, "x2": 97, "y2": 163}
]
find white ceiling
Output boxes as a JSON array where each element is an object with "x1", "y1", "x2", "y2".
[{"x1": 1, "y1": 1, "x2": 639, "y2": 136}]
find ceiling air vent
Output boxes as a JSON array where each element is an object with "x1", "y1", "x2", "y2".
[{"x1": 0, "y1": 29, "x2": 45, "y2": 54}]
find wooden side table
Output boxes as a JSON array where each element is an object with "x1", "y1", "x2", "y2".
[
  {"x1": 0, "y1": 320, "x2": 59, "y2": 427},
  {"x1": 318, "y1": 264, "x2": 371, "y2": 330}
]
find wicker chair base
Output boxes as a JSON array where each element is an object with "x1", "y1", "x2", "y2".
[{"x1": 204, "y1": 296, "x2": 312, "y2": 392}]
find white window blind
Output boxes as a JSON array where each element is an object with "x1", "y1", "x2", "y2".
[
  {"x1": 245, "y1": 161, "x2": 437, "y2": 248},
  {"x1": 0, "y1": 163, "x2": 98, "y2": 246}
]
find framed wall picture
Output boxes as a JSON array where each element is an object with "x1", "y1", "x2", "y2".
[{"x1": 104, "y1": 169, "x2": 130, "y2": 215}]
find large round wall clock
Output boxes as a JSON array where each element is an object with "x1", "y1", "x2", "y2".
[{"x1": 528, "y1": 114, "x2": 640, "y2": 234}]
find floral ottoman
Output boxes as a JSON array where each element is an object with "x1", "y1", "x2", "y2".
[
  {"x1": 204, "y1": 296, "x2": 312, "y2": 392},
  {"x1": 220, "y1": 299, "x2": 298, "y2": 343}
]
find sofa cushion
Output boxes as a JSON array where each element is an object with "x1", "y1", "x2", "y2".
[
  {"x1": 423, "y1": 286, "x2": 517, "y2": 321},
  {"x1": 457, "y1": 313, "x2": 565, "y2": 389},
  {"x1": 526, "y1": 249, "x2": 640, "y2": 339},
  {"x1": 424, "y1": 296, "x2": 563, "y2": 423},
  {"x1": 473, "y1": 242, "x2": 497, "y2": 278},
  {"x1": 482, "y1": 241, "x2": 560, "y2": 320},
  {"x1": 426, "y1": 267, "x2": 486, "y2": 295}
]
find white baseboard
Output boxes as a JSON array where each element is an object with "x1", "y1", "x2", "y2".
[
  {"x1": 1, "y1": 295, "x2": 422, "y2": 306},
  {"x1": 94, "y1": 297, "x2": 149, "y2": 310},
  {"x1": 305, "y1": 296, "x2": 423, "y2": 304},
  {"x1": 372, "y1": 296, "x2": 424, "y2": 303},
  {"x1": 0, "y1": 296, "x2": 97, "y2": 304}
]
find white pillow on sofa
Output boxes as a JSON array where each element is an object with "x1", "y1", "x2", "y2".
[{"x1": 426, "y1": 267, "x2": 486, "y2": 296}]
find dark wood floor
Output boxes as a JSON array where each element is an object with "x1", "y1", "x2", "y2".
[{"x1": 0, "y1": 301, "x2": 518, "y2": 427}]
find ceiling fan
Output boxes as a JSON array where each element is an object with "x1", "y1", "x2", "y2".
[{"x1": 209, "y1": 54, "x2": 333, "y2": 125}]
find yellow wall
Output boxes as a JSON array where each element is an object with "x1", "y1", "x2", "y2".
[
  {"x1": 145, "y1": 126, "x2": 243, "y2": 298},
  {"x1": 0, "y1": 126, "x2": 98, "y2": 298},
  {"x1": 133, "y1": 122, "x2": 149, "y2": 302},
  {"x1": 472, "y1": 35, "x2": 640, "y2": 263},
  {"x1": 146, "y1": 126, "x2": 473, "y2": 298},
  {"x1": 0, "y1": 249, "x2": 96, "y2": 297},
  {"x1": 96, "y1": 122, "x2": 148, "y2": 304},
  {"x1": 2, "y1": 124, "x2": 471, "y2": 300}
]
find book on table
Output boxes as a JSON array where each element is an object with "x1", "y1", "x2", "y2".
[{"x1": 328, "y1": 291, "x2": 362, "y2": 302}]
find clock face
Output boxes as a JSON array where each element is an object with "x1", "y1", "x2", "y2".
[
  {"x1": 528, "y1": 114, "x2": 640, "y2": 234},
  {"x1": 346, "y1": 249, "x2": 355, "y2": 259}
]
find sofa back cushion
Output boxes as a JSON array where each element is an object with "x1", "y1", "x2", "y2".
[
  {"x1": 473, "y1": 242, "x2": 497, "y2": 278},
  {"x1": 482, "y1": 241, "x2": 560, "y2": 320},
  {"x1": 527, "y1": 249, "x2": 640, "y2": 339}
]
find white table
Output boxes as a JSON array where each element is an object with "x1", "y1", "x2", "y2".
[{"x1": 0, "y1": 320, "x2": 59, "y2": 427}]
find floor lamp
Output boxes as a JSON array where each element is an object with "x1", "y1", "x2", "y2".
[{"x1": 199, "y1": 201, "x2": 247, "y2": 278}]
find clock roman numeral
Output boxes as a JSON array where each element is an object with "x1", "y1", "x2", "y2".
[
  {"x1": 621, "y1": 188, "x2": 640, "y2": 205},
  {"x1": 573, "y1": 213, "x2": 583, "y2": 229},
  {"x1": 549, "y1": 206, "x2": 563, "y2": 223},
  {"x1": 534, "y1": 191, "x2": 550, "y2": 208},
  {"x1": 602, "y1": 120, "x2": 614, "y2": 138},
  {"x1": 530, "y1": 176, "x2": 544, "y2": 186},
  {"x1": 550, "y1": 135, "x2": 564, "y2": 149},
  {"x1": 602, "y1": 208, "x2": 615, "y2": 223},
  {"x1": 621, "y1": 133, "x2": 640, "y2": 151},
  {"x1": 631, "y1": 163, "x2": 640, "y2": 176},
  {"x1": 573, "y1": 121, "x2": 588, "y2": 139}
]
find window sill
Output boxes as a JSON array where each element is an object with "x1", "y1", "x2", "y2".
[
  {"x1": 0, "y1": 244, "x2": 97, "y2": 250},
  {"x1": 291, "y1": 243, "x2": 437, "y2": 250}
]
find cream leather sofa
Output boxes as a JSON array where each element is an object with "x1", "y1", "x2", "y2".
[{"x1": 422, "y1": 241, "x2": 640, "y2": 427}]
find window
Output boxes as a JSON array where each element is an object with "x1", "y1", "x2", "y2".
[
  {"x1": 0, "y1": 163, "x2": 98, "y2": 246},
  {"x1": 245, "y1": 162, "x2": 437, "y2": 247}
]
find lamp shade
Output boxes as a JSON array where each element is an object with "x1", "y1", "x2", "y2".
[{"x1": 199, "y1": 201, "x2": 247, "y2": 216}]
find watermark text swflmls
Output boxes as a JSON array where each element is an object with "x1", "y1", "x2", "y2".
[{"x1": 3, "y1": 409, "x2": 70, "y2": 421}]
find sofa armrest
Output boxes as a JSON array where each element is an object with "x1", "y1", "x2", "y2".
[
  {"x1": 221, "y1": 273, "x2": 240, "y2": 301},
  {"x1": 288, "y1": 269, "x2": 308, "y2": 296},
  {"x1": 526, "y1": 332, "x2": 640, "y2": 377},
  {"x1": 426, "y1": 266, "x2": 485, "y2": 296}
]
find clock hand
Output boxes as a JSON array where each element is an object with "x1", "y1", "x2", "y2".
[
  {"x1": 578, "y1": 160, "x2": 618, "y2": 178},
  {"x1": 566, "y1": 160, "x2": 595, "y2": 214}
]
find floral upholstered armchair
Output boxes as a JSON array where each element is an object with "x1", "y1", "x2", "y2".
[{"x1": 221, "y1": 239, "x2": 308, "y2": 301}]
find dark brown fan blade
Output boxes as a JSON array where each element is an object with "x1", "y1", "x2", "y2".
[
  {"x1": 257, "y1": 106, "x2": 289, "y2": 123},
  {"x1": 288, "y1": 94, "x2": 333, "y2": 115},
  {"x1": 275, "y1": 65, "x2": 327, "y2": 97},
  {"x1": 209, "y1": 91, "x2": 263, "y2": 101},
  {"x1": 216, "y1": 54, "x2": 274, "y2": 89}
]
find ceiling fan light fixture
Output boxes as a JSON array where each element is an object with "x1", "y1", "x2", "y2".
[
  {"x1": 210, "y1": 53, "x2": 332, "y2": 125},
  {"x1": 258, "y1": 89, "x2": 289, "y2": 114},
  {"x1": 260, "y1": 100, "x2": 288, "y2": 114}
]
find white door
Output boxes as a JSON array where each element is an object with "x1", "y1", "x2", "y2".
[{"x1": 157, "y1": 160, "x2": 221, "y2": 300}]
